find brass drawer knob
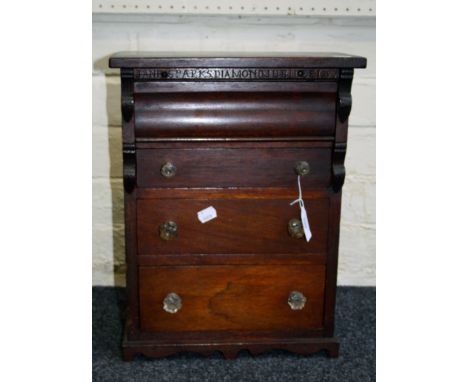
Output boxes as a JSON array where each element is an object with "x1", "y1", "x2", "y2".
[
  {"x1": 159, "y1": 221, "x2": 178, "y2": 241},
  {"x1": 288, "y1": 291, "x2": 307, "y2": 310},
  {"x1": 161, "y1": 162, "x2": 177, "y2": 178},
  {"x1": 163, "y1": 292, "x2": 182, "y2": 314},
  {"x1": 295, "y1": 161, "x2": 310, "y2": 176},
  {"x1": 288, "y1": 218, "x2": 304, "y2": 239}
]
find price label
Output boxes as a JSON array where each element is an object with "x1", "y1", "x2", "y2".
[
  {"x1": 300, "y1": 204, "x2": 312, "y2": 242},
  {"x1": 197, "y1": 206, "x2": 217, "y2": 223}
]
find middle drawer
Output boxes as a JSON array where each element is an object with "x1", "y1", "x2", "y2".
[
  {"x1": 136, "y1": 146, "x2": 332, "y2": 189},
  {"x1": 137, "y1": 196, "x2": 329, "y2": 255}
]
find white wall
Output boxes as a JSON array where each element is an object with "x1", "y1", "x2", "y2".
[{"x1": 92, "y1": 7, "x2": 376, "y2": 286}]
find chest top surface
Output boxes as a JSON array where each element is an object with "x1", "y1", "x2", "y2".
[{"x1": 109, "y1": 51, "x2": 367, "y2": 69}]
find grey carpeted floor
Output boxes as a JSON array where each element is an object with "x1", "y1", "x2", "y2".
[{"x1": 93, "y1": 287, "x2": 375, "y2": 382}]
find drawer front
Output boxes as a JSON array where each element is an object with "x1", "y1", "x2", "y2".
[
  {"x1": 139, "y1": 265, "x2": 325, "y2": 332},
  {"x1": 137, "y1": 197, "x2": 329, "y2": 255},
  {"x1": 137, "y1": 147, "x2": 331, "y2": 189},
  {"x1": 134, "y1": 91, "x2": 336, "y2": 139}
]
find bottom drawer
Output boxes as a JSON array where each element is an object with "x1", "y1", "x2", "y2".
[{"x1": 139, "y1": 265, "x2": 325, "y2": 333}]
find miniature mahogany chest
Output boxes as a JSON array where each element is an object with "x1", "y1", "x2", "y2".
[{"x1": 109, "y1": 52, "x2": 366, "y2": 360}]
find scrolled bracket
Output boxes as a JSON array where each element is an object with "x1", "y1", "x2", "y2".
[
  {"x1": 332, "y1": 142, "x2": 347, "y2": 193},
  {"x1": 332, "y1": 68, "x2": 354, "y2": 193},
  {"x1": 337, "y1": 68, "x2": 354, "y2": 123},
  {"x1": 123, "y1": 143, "x2": 136, "y2": 193},
  {"x1": 121, "y1": 68, "x2": 134, "y2": 123}
]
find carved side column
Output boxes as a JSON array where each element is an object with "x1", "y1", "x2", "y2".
[
  {"x1": 324, "y1": 68, "x2": 355, "y2": 337},
  {"x1": 332, "y1": 68, "x2": 354, "y2": 192},
  {"x1": 123, "y1": 143, "x2": 136, "y2": 193},
  {"x1": 120, "y1": 68, "x2": 139, "y2": 339},
  {"x1": 121, "y1": 68, "x2": 135, "y2": 124},
  {"x1": 121, "y1": 68, "x2": 136, "y2": 193}
]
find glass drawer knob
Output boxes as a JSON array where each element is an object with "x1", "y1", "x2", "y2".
[
  {"x1": 159, "y1": 221, "x2": 178, "y2": 241},
  {"x1": 295, "y1": 161, "x2": 310, "y2": 176},
  {"x1": 161, "y1": 162, "x2": 177, "y2": 178},
  {"x1": 163, "y1": 292, "x2": 182, "y2": 314},
  {"x1": 288, "y1": 291, "x2": 307, "y2": 310},
  {"x1": 288, "y1": 218, "x2": 304, "y2": 239}
]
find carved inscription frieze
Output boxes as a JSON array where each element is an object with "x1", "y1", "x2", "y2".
[{"x1": 134, "y1": 68, "x2": 339, "y2": 81}]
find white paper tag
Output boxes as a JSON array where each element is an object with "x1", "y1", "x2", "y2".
[
  {"x1": 300, "y1": 204, "x2": 312, "y2": 242},
  {"x1": 290, "y1": 175, "x2": 313, "y2": 242},
  {"x1": 197, "y1": 206, "x2": 217, "y2": 223}
]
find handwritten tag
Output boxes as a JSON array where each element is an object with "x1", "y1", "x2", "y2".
[
  {"x1": 197, "y1": 206, "x2": 217, "y2": 223},
  {"x1": 290, "y1": 175, "x2": 313, "y2": 242},
  {"x1": 300, "y1": 204, "x2": 312, "y2": 242}
]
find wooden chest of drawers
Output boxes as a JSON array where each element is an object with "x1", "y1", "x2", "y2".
[{"x1": 109, "y1": 52, "x2": 366, "y2": 360}]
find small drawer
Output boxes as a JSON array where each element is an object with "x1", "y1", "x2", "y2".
[
  {"x1": 139, "y1": 265, "x2": 325, "y2": 333},
  {"x1": 137, "y1": 196, "x2": 329, "y2": 255},
  {"x1": 137, "y1": 147, "x2": 332, "y2": 189}
]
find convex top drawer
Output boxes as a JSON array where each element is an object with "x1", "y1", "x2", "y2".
[{"x1": 133, "y1": 85, "x2": 337, "y2": 139}]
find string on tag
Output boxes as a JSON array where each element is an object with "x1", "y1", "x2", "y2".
[
  {"x1": 290, "y1": 175, "x2": 305, "y2": 209},
  {"x1": 290, "y1": 175, "x2": 312, "y2": 242}
]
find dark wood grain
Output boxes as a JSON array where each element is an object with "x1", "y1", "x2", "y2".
[
  {"x1": 111, "y1": 52, "x2": 366, "y2": 359},
  {"x1": 133, "y1": 327, "x2": 326, "y2": 342},
  {"x1": 332, "y1": 68, "x2": 354, "y2": 192},
  {"x1": 137, "y1": 253, "x2": 326, "y2": 266},
  {"x1": 123, "y1": 143, "x2": 136, "y2": 193},
  {"x1": 134, "y1": 91, "x2": 336, "y2": 138},
  {"x1": 137, "y1": 197, "x2": 329, "y2": 255},
  {"x1": 137, "y1": 147, "x2": 332, "y2": 188},
  {"x1": 120, "y1": 68, "x2": 135, "y2": 143},
  {"x1": 323, "y1": 192, "x2": 342, "y2": 337},
  {"x1": 134, "y1": 81, "x2": 337, "y2": 94},
  {"x1": 135, "y1": 140, "x2": 334, "y2": 148},
  {"x1": 120, "y1": 66, "x2": 139, "y2": 339},
  {"x1": 139, "y1": 265, "x2": 325, "y2": 332},
  {"x1": 122, "y1": 333, "x2": 339, "y2": 360},
  {"x1": 136, "y1": 187, "x2": 330, "y2": 200},
  {"x1": 109, "y1": 51, "x2": 367, "y2": 69},
  {"x1": 123, "y1": 191, "x2": 139, "y2": 339}
]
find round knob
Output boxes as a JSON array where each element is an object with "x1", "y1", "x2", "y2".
[
  {"x1": 288, "y1": 218, "x2": 304, "y2": 239},
  {"x1": 295, "y1": 161, "x2": 310, "y2": 176},
  {"x1": 163, "y1": 292, "x2": 182, "y2": 313},
  {"x1": 288, "y1": 291, "x2": 307, "y2": 310},
  {"x1": 161, "y1": 162, "x2": 176, "y2": 178},
  {"x1": 159, "y1": 221, "x2": 178, "y2": 241}
]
